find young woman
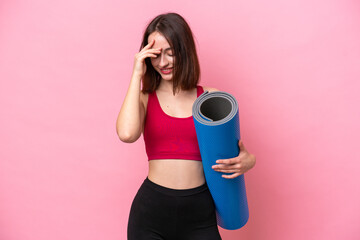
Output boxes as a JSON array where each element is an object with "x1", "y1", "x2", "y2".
[{"x1": 116, "y1": 12, "x2": 256, "y2": 240}]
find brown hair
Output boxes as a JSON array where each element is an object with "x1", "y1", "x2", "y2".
[{"x1": 139, "y1": 12, "x2": 200, "y2": 95}]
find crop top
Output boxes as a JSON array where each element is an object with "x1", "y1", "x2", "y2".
[{"x1": 143, "y1": 85, "x2": 204, "y2": 161}]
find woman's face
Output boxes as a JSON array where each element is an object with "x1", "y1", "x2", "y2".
[{"x1": 148, "y1": 31, "x2": 174, "y2": 81}]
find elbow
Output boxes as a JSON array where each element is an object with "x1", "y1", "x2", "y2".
[
  {"x1": 251, "y1": 154, "x2": 256, "y2": 168},
  {"x1": 117, "y1": 129, "x2": 139, "y2": 143}
]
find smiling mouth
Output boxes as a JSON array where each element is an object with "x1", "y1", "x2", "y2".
[{"x1": 160, "y1": 68, "x2": 173, "y2": 74}]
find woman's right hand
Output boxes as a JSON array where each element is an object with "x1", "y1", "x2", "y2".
[{"x1": 132, "y1": 39, "x2": 162, "y2": 78}]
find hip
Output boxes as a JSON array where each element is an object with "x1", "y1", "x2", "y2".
[
  {"x1": 128, "y1": 177, "x2": 221, "y2": 239},
  {"x1": 130, "y1": 177, "x2": 216, "y2": 222}
]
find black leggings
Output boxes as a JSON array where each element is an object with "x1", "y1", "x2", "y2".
[{"x1": 127, "y1": 177, "x2": 222, "y2": 240}]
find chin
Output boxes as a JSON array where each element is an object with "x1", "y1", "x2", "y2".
[{"x1": 161, "y1": 75, "x2": 173, "y2": 81}]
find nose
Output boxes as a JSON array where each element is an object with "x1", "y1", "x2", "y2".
[{"x1": 158, "y1": 53, "x2": 169, "y2": 68}]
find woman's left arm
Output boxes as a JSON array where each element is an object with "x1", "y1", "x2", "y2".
[{"x1": 212, "y1": 140, "x2": 256, "y2": 179}]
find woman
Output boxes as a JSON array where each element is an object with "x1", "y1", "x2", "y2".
[{"x1": 116, "y1": 12, "x2": 256, "y2": 240}]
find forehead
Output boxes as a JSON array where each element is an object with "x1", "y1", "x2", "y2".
[{"x1": 148, "y1": 31, "x2": 171, "y2": 49}]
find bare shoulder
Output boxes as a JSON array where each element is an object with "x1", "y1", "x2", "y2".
[{"x1": 202, "y1": 86, "x2": 221, "y2": 93}]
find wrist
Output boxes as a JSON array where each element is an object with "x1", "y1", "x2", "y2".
[{"x1": 131, "y1": 72, "x2": 143, "y2": 81}]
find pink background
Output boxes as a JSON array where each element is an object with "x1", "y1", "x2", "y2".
[{"x1": 1, "y1": 0, "x2": 359, "y2": 239}]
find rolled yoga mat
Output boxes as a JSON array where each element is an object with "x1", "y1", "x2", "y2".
[{"x1": 192, "y1": 90, "x2": 249, "y2": 230}]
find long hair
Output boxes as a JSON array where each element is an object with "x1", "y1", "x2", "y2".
[{"x1": 139, "y1": 12, "x2": 200, "y2": 95}]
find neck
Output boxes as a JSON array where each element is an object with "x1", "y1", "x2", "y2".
[
  {"x1": 157, "y1": 80, "x2": 194, "y2": 97},
  {"x1": 158, "y1": 80, "x2": 176, "y2": 94}
]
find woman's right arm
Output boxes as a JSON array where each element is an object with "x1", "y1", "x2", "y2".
[
  {"x1": 116, "y1": 39, "x2": 161, "y2": 143},
  {"x1": 116, "y1": 73, "x2": 144, "y2": 143}
]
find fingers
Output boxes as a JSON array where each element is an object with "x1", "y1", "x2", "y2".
[
  {"x1": 141, "y1": 49, "x2": 161, "y2": 58},
  {"x1": 216, "y1": 157, "x2": 237, "y2": 165},
  {"x1": 212, "y1": 158, "x2": 244, "y2": 178},
  {"x1": 216, "y1": 169, "x2": 242, "y2": 173},
  {"x1": 145, "y1": 53, "x2": 159, "y2": 59},
  {"x1": 137, "y1": 39, "x2": 163, "y2": 62},
  {"x1": 136, "y1": 48, "x2": 162, "y2": 62},
  {"x1": 212, "y1": 163, "x2": 240, "y2": 170},
  {"x1": 143, "y1": 39, "x2": 155, "y2": 50},
  {"x1": 139, "y1": 48, "x2": 161, "y2": 56},
  {"x1": 222, "y1": 172, "x2": 242, "y2": 179},
  {"x1": 212, "y1": 165, "x2": 243, "y2": 176},
  {"x1": 142, "y1": 39, "x2": 162, "y2": 53}
]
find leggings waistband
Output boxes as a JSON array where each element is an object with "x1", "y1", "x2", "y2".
[{"x1": 143, "y1": 177, "x2": 209, "y2": 197}]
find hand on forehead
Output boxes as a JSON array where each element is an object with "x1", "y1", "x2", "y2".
[{"x1": 148, "y1": 32, "x2": 171, "y2": 50}]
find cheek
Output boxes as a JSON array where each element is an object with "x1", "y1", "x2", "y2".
[
  {"x1": 168, "y1": 56, "x2": 174, "y2": 64},
  {"x1": 150, "y1": 58, "x2": 158, "y2": 66}
]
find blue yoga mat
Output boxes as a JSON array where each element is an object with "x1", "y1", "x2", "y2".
[{"x1": 192, "y1": 90, "x2": 249, "y2": 230}]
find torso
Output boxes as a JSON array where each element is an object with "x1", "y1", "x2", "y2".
[{"x1": 140, "y1": 86, "x2": 210, "y2": 189}]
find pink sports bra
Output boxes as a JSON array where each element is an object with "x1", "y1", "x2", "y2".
[{"x1": 143, "y1": 85, "x2": 204, "y2": 161}]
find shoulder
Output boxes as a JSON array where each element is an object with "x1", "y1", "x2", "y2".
[{"x1": 202, "y1": 86, "x2": 221, "y2": 93}]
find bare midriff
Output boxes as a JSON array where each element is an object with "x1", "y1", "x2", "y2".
[{"x1": 148, "y1": 159, "x2": 205, "y2": 189}]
